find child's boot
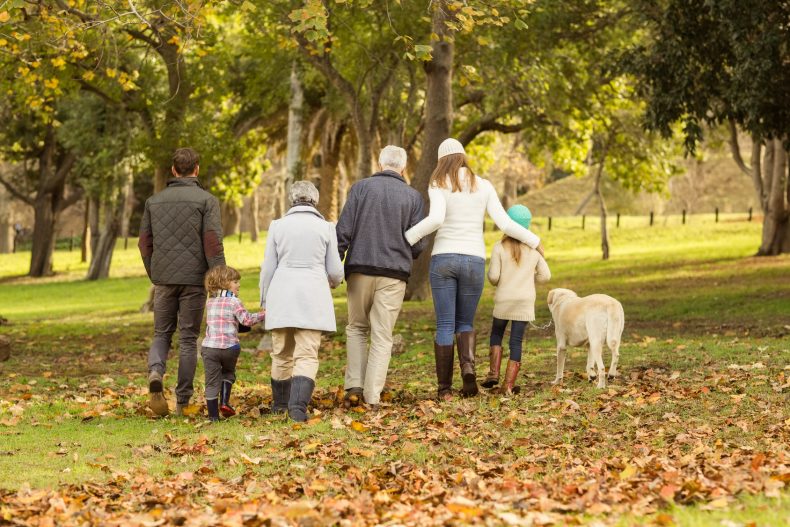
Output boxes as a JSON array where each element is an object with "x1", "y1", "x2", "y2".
[
  {"x1": 481, "y1": 345, "x2": 503, "y2": 388},
  {"x1": 271, "y1": 378, "x2": 291, "y2": 414},
  {"x1": 501, "y1": 360, "x2": 521, "y2": 395},
  {"x1": 206, "y1": 399, "x2": 220, "y2": 422},
  {"x1": 220, "y1": 381, "x2": 236, "y2": 417}
]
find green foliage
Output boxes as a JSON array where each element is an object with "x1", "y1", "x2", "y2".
[{"x1": 626, "y1": 0, "x2": 790, "y2": 149}]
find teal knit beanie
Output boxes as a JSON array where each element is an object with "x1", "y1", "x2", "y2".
[{"x1": 507, "y1": 205, "x2": 532, "y2": 229}]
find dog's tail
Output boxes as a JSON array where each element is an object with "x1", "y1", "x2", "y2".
[{"x1": 606, "y1": 301, "x2": 625, "y2": 349}]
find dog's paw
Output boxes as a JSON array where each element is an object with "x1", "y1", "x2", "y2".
[
  {"x1": 607, "y1": 373, "x2": 617, "y2": 381},
  {"x1": 596, "y1": 379, "x2": 606, "y2": 389},
  {"x1": 551, "y1": 377, "x2": 563, "y2": 386}
]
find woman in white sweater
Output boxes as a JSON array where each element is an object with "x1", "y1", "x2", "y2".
[{"x1": 405, "y1": 138, "x2": 543, "y2": 400}]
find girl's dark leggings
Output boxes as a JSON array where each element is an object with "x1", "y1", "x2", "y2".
[{"x1": 489, "y1": 317, "x2": 527, "y2": 362}]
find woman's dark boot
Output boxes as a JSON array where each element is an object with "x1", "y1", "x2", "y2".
[
  {"x1": 481, "y1": 345, "x2": 503, "y2": 388},
  {"x1": 457, "y1": 331, "x2": 479, "y2": 397},
  {"x1": 220, "y1": 381, "x2": 236, "y2": 417},
  {"x1": 434, "y1": 341, "x2": 455, "y2": 401},
  {"x1": 270, "y1": 378, "x2": 291, "y2": 414},
  {"x1": 501, "y1": 360, "x2": 521, "y2": 395},
  {"x1": 287, "y1": 376, "x2": 315, "y2": 422}
]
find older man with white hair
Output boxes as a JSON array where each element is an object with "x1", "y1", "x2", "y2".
[{"x1": 336, "y1": 146, "x2": 427, "y2": 407}]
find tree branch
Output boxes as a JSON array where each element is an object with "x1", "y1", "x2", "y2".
[
  {"x1": 458, "y1": 114, "x2": 525, "y2": 146},
  {"x1": 57, "y1": 186, "x2": 84, "y2": 213},
  {"x1": 125, "y1": 28, "x2": 161, "y2": 49},
  {"x1": 728, "y1": 119, "x2": 752, "y2": 177},
  {"x1": 0, "y1": 175, "x2": 34, "y2": 206}
]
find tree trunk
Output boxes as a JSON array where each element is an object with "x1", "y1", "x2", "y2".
[
  {"x1": 318, "y1": 122, "x2": 346, "y2": 222},
  {"x1": 594, "y1": 164, "x2": 610, "y2": 260},
  {"x1": 285, "y1": 62, "x2": 304, "y2": 190},
  {"x1": 29, "y1": 195, "x2": 58, "y2": 277},
  {"x1": 757, "y1": 139, "x2": 789, "y2": 255},
  {"x1": 221, "y1": 202, "x2": 241, "y2": 236},
  {"x1": 86, "y1": 200, "x2": 122, "y2": 280},
  {"x1": 0, "y1": 185, "x2": 13, "y2": 254},
  {"x1": 249, "y1": 191, "x2": 260, "y2": 242},
  {"x1": 406, "y1": 1, "x2": 455, "y2": 301},
  {"x1": 120, "y1": 167, "x2": 135, "y2": 239},
  {"x1": 338, "y1": 161, "x2": 349, "y2": 213},
  {"x1": 89, "y1": 196, "x2": 100, "y2": 257},
  {"x1": 81, "y1": 198, "x2": 91, "y2": 263}
]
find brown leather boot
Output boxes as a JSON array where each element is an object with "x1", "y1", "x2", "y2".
[
  {"x1": 456, "y1": 331, "x2": 479, "y2": 397},
  {"x1": 501, "y1": 359, "x2": 521, "y2": 395},
  {"x1": 434, "y1": 341, "x2": 455, "y2": 400},
  {"x1": 481, "y1": 345, "x2": 503, "y2": 388}
]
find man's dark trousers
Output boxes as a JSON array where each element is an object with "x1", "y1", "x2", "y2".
[{"x1": 148, "y1": 285, "x2": 205, "y2": 405}]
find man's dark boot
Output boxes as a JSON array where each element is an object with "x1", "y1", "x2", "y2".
[
  {"x1": 270, "y1": 378, "x2": 291, "y2": 414},
  {"x1": 481, "y1": 345, "x2": 503, "y2": 389},
  {"x1": 343, "y1": 387, "x2": 363, "y2": 408},
  {"x1": 434, "y1": 341, "x2": 455, "y2": 401},
  {"x1": 457, "y1": 331, "x2": 479, "y2": 397},
  {"x1": 501, "y1": 360, "x2": 521, "y2": 395},
  {"x1": 220, "y1": 381, "x2": 236, "y2": 417},
  {"x1": 287, "y1": 376, "x2": 315, "y2": 422}
]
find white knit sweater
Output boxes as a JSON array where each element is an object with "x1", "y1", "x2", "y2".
[{"x1": 405, "y1": 172, "x2": 540, "y2": 258}]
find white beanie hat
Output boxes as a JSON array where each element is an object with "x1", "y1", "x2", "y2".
[{"x1": 437, "y1": 138, "x2": 465, "y2": 160}]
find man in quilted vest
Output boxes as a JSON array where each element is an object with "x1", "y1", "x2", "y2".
[{"x1": 138, "y1": 148, "x2": 225, "y2": 416}]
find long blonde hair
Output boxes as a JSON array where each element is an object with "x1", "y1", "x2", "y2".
[
  {"x1": 501, "y1": 235, "x2": 525, "y2": 264},
  {"x1": 429, "y1": 153, "x2": 477, "y2": 192}
]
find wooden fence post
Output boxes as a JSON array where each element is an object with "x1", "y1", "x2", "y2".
[
  {"x1": 548, "y1": 217, "x2": 552, "y2": 231},
  {"x1": 69, "y1": 233, "x2": 74, "y2": 252},
  {"x1": 616, "y1": 213, "x2": 621, "y2": 228},
  {"x1": 748, "y1": 207, "x2": 753, "y2": 221},
  {"x1": 715, "y1": 207, "x2": 719, "y2": 223},
  {"x1": 582, "y1": 215, "x2": 586, "y2": 230},
  {"x1": 649, "y1": 212, "x2": 654, "y2": 226},
  {"x1": 682, "y1": 210, "x2": 686, "y2": 225}
]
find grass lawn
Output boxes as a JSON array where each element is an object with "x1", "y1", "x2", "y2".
[{"x1": 0, "y1": 214, "x2": 788, "y2": 526}]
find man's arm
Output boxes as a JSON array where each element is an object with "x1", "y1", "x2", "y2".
[
  {"x1": 137, "y1": 199, "x2": 153, "y2": 280},
  {"x1": 203, "y1": 195, "x2": 225, "y2": 268},
  {"x1": 335, "y1": 185, "x2": 358, "y2": 261},
  {"x1": 409, "y1": 193, "x2": 428, "y2": 259}
]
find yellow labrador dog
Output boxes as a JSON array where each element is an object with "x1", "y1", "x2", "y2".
[{"x1": 547, "y1": 288, "x2": 624, "y2": 388}]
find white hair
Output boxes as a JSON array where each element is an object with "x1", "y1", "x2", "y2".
[
  {"x1": 379, "y1": 145, "x2": 407, "y2": 172},
  {"x1": 288, "y1": 180, "x2": 319, "y2": 206}
]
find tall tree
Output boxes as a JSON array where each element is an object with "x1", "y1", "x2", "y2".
[{"x1": 629, "y1": 0, "x2": 790, "y2": 255}]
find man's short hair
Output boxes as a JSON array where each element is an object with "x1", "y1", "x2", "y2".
[
  {"x1": 379, "y1": 145, "x2": 407, "y2": 172},
  {"x1": 172, "y1": 148, "x2": 200, "y2": 176}
]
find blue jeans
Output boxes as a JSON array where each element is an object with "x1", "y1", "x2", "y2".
[
  {"x1": 429, "y1": 254, "x2": 485, "y2": 346},
  {"x1": 489, "y1": 318, "x2": 527, "y2": 361}
]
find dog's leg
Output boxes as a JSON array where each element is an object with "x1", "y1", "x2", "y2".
[
  {"x1": 586, "y1": 349, "x2": 596, "y2": 381},
  {"x1": 591, "y1": 340, "x2": 606, "y2": 389},
  {"x1": 607, "y1": 340, "x2": 620, "y2": 380},
  {"x1": 553, "y1": 344, "x2": 566, "y2": 385}
]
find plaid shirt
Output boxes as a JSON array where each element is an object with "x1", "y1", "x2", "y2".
[{"x1": 202, "y1": 290, "x2": 264, "y2": 349}]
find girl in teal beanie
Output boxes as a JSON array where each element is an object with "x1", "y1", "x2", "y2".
[{"x1": 483, "y1": 205, "x2": 551, "y2": 394}]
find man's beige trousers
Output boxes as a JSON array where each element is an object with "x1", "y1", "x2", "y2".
[
  {"x1": 344, "y1": 273, "x2": 406, "y2": 404},
  {"x1": 271, "y1": 328, "x2": 322, "y2": 381}
]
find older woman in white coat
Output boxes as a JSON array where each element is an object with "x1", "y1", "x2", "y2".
[{"x1": 260, "y1": 181, "x2": 344, "y2": 422}]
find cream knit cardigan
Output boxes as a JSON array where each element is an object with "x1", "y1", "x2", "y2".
[{"x1": 488, "y1": 240, "x2": 551, "y2": 321}]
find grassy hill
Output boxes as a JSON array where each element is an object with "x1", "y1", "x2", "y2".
[{"x1": 521, "y1": 149, "x2": 758, "y2": 217}]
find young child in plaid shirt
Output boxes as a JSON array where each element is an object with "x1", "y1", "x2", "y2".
[{"x1": 202, "y1": 265, "x2": 265, "y2": 421}]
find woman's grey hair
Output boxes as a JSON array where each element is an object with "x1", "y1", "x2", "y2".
[
  {"x1": 379, "y1": 145, "x2": 407, "y2": 172},
  {"x1": 288, "y1": 180, "x2": 319, "y2": 206}
]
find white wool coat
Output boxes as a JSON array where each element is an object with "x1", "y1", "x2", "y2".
[
  {"x1": 488, "y1": 240, "x2": 551, "y2": 321},
  {"x1": 259, "y1": 206, "x2": 344, "y2": 332}
]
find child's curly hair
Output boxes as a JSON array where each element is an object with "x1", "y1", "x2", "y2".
[{"x1": 204, "y1": 265, "x2": 241, "y2": 295}]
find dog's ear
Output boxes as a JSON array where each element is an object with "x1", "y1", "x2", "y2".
[{"x1": 547, "y1": 289, "x2": 555, "y2": 306}]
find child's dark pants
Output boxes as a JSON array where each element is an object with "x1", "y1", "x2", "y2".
[
  {"x1": 489, "y1": 318, "x2": 527, "y2": 361},
  {"x1": 201, "y1": 345, "x2": 240, "y2": 400}
]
